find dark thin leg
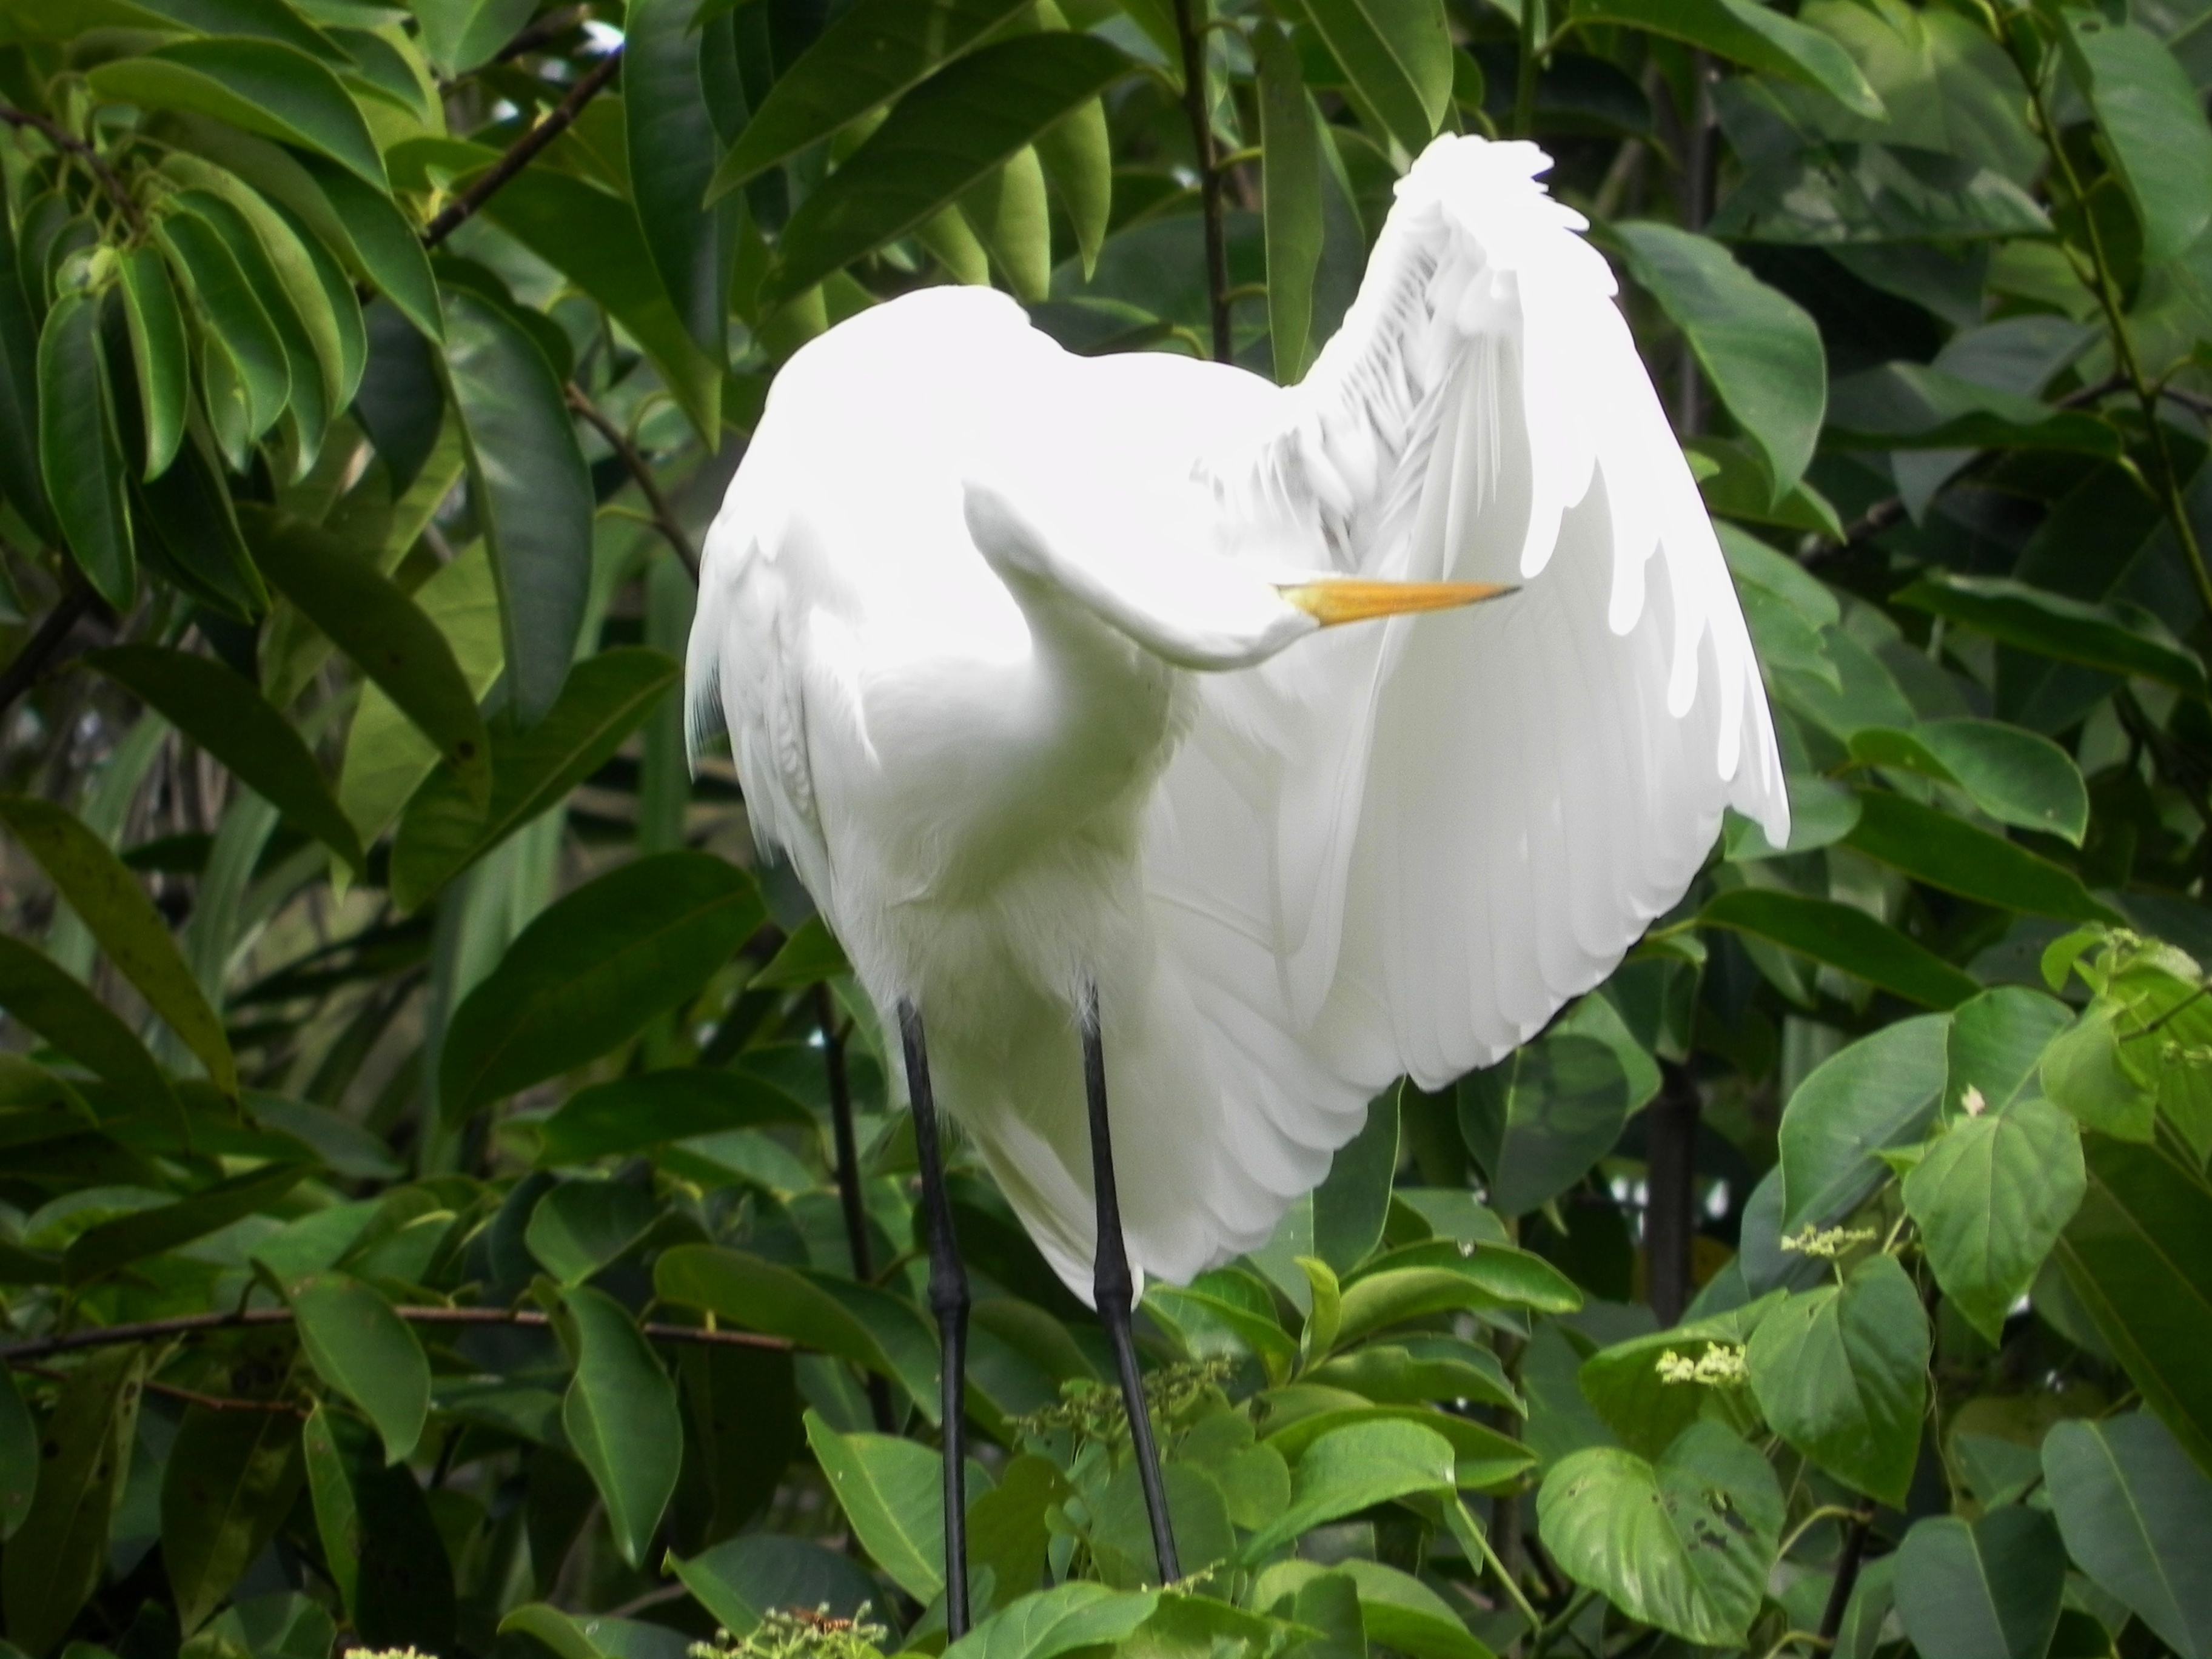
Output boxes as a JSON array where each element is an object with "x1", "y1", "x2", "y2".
[
  {"x1": 899, "y1": 1000, "x2": 970, "y2": 1635},
  {"x1": 820, "y1": 985, "x2": 896, "y2": 1433},
  {"x1": 1082, "y1": 984, "x2": 1181, "y2": 1584}
]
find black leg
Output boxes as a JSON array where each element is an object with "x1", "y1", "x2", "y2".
[
  {"x1": 899, "y1": 1000, "x2": 971, "y2": 1636},
  {"x1": 1082, "y1": 984, "x2": 1182, "y2": 1584}
]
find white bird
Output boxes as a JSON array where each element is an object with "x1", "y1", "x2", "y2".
[{"x1": 686, "y1": 133, "x2": 1789, "y2": 1617}]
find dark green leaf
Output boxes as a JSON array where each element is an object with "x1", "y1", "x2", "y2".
[
  {"x1": 709, "y1": 0, "x2": 1034, "y2": 198},
  {"x1": 438, "y1": 286, "x2": 595, "y2": 725},
  {"x1": 1458, "y1": 1033, "x2": 1638, "y2": 1218},
  {"x1": 1094, "y1": 1461, "x2": 1234, "y2": 1587},
  {"x1": 1258, "y1": 19, "x2": 1323, "y2": 384},
  {"x1": 301, "y1": 1402, "x2": 454, "y2": 1650},
  {"x1": 525, "y1": 1179, "x2": 660, "y2": 1284},
  {"x1": 409, "y1": 0, "x2": 536, "y2": 75},
  {"x1": 291, "y1": 1272, "x2": 431, "y2": 1464},
  {"x1": 2063, "y1": 18, "x2": 2212, "y2": 266},
  {"x1": 538, "y1": 1068, "x2": 813, "y2": 1165},
  {"x1": 1893, "y1": 1508, "x2": 2065, "y2": 1659},
  {"x1": 0, "y1": 794, "x2": 236, "y2": 1095},
  {"x1": 65, "y1": 1161, "x2": 308, "y2": 1284},
  {"x1": 0, "y1": 204, "x2": 56, "y2": 541},
  {"x1": 1848, "y1": 719, "x2": 2090, "y2": 845},
  {"x1": 1313, "y1": 1087, "x2": 1398, "y2": 1273},
  {"x1": 671, "y1": 1535, "x2": 885, "y2": 1637},
  {"x1": 0, "y1": 1366, "x2": 35, "y2": 1541},
  {"x1": 1844, "y1": 789, "x2": 2121, "y2": 923},
  {"x1": 1778, "y1": 1013, "x2": 1949, "y2": 1233},
  {"x1": 1572, "y1": 0, "x2": 1882, "y2": 116},
  {"x1": 439, "y1": 851, "x2": 765, "y2": 1116},
  {"x1": 173, "y1": 189, "x2": 330, "y2": 469},
  {"x1": 0, "y1": 936, "x2": 181, "y2": 1130},
  {"x1": 765, "y1": 35, "x2": 1130, "y2": 304},
  {"x1": 89, "y1": 39, "x2": 387, "y2": 189},
  {"x1": 117, "y1": 247, "x2": 188, "y2": 480},
  {"x1": 1903, "y1": 1096, "x2": 2085, "y2": 1342},
  {"x1": 159, "y1": 207, "x2": 289, "y2": 455},
  {"x1": 136, "y1": 425, "x2": 267, "y2": 620},
  {"x1": 560, "y1": 1284, "x2": 681, "y2": 1569},
  {"x1": 1700, "y1": 888, "x2": 1980, "y2": 1008},
  {"x1": 160, "y1": 1399, "x2": 305, "y2": 1633},
  {"x1": 1302, "y1": 0, "x2": 1452, "y2": 154},
  {"x1": 36, "y1": 290, "x2": 134, "y2": 607},
  {"x1": 2043, "y1": 1412, "x2": 2212, "y2": 1659},
  {"x1": 86, "y1": 646, "x2": 363, "y2": 873},
  {"x1": 300, "y1": 155, "x2": 443, "y2": 342},
  {"x1": 625, "y1": 0, "x2": 733, "y2": 355},
  {"x1": 1825, "y1": 363, "x2": 2119, "y2": 455},
  {"x1": 1894, "y1": 572, "x2": 2209, "y2": 696}
]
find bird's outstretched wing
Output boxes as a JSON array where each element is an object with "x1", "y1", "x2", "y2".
[{"x1": 1150, "y1": 135, "x2": 1789, "y2": 1102}]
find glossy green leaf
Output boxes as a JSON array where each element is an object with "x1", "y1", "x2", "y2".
[
  {"x1": 1904, "y1": 1096, "x2": 2085, "y2": 1342},
  {"x1": 241, "y1": 507, "x2": 490, "y2": 808},
  {"x1": 962, "y1": 147, "x2": 1051, "y2": 301},
  {"x1": 942, "y1": 1582, "x2": 1160, "y2": 1659},
  {"x1": 1537, "y1": 1422, "x2": 1784, "y2": 1648},
  {"x1": 0, "y1": 1347, "x2": 147, "y2": 1658},
  {"x1": 496, "y1": 1604, "x2": 608, "y2": 1659},
  {"x1": 625, "y1": 0, "x2": 732, "y2": 354},
  {"x1": 0, "y1": 1367, "x2": 35, "y2": 1541},
  {"x1": 439, "y1": 851, "x2": 766, "y2": 1116},
  {"x1": 87, "y1": 646, "x2": 363, "y2": 873},
  {"x1": 390, "y1": 647, "x2": 679, "y2": 910},
  {"x1": 2056, "y1": 1135, "x2": 2212, "y2": 1476},
  {"x1": 0, "y1": 936, "x2": 181, "y2": 1128},
  {"x1": 1458, "y1": 1033, "x2": 1638, "y2": 1218},
  {"x1": 0, "y1": 794, "x2": 235, "y2": 1095},
  {"x1": 116, "y1": 248, "x2": 187, "y2": 480},
  {"x1": 538, "y1": 1068, "x2": 813, "y2": 1165},
  {"x1": 437, "y1": 286, "x2": 595, "y2": 725},
  {"x1": 1845, "y1": 789, "x2": 2120, "y2": 923},
  {"x1": 304, "y1": 155, "x2": 443, "y2": 342},
  {"x1": 1243, "y1": 1419, "x2": 1455, "y2": 1557},
  {"x1": 1613, "y1": 222, "x2": 1827, "y2": 497},
  {"x1": 89, "y1": 39, "x2": 387, "y2": 188},
  {"x1": 558, "y1": 1284, "x2": 681, "y2": 1569},
  {"x1": 2063, "y1": 18, "x2": 2212, "y2": 266},
  {"x1": 765, "y1": 35, "x2": 1130, "y2": 305},
  {"x1": 290, "y1": 1272, "x2": 431, "y2": 1464},
  {"x1": 803, "y1": 1410, "x2": 949, "y2": 1601},
  {"x1": 1303, "y1": 0, "x2": 1452, "y2": 153},
  {"x1": 1848, "y1": 719, "x2": 2089, "y2": 845},
  {"x1": 0, "y1": 202, "x2": 56, "y2": 541},
  {"x1": 159, "y1": 208, "x2": 289, "y2": 451},
  {"x1": 1033, "y1": 52, "x2": 1110, "y2": 278},
  {"x1": 1701, "y1": 888, "x2": 1980, "y2": 1008},
  {"x1": 1573, "y1": 0, "x2": 1881, "y2": 116},
  {"x1": 709, "y1": 0, "x2": 1034, "y2": 198},
  {"x1": 36, "y1": 290, "x2": 134, "y2": 608},
  {"x1": 1893, "y1": 1508, "x2": 2065, "y2": 1659},
  {"x1": 65, "y1": 1162, "x2": 308, "y2": 1283},
  {"x1": 668, "y1": 1533, "x2": 887, "y2": 1637},
  {"x1": 1258, "y1": 19, "x2": 1323, "y2": 384},
  {"x1": 1745, "y1": 1254, "x2": 1928, "y2": 1506},
  {"x1": 1895, "y1": 572, "x2": 2208, "y2": 695},
  {"x1": 525, "y1": 1179, "x2": 660, "y2": 1285},
  {"x1": 1778, "y1": 1013, "x2": 1948, "y2": 1233},
  {"x1": 160, "y1": 1399, "x2": 305, "y2": 1634},
  {"x1": 2043, "y1": 1412, "x2": 2212, "y2": 1659},
  {"x1": 1313, "y1": 1088, "x2": 1398, "y2": 1273}
]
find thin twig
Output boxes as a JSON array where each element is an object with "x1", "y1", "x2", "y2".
[
  {"x1": 0, "y1": 1302, "x2": 792, "y2": 1364},
  {"x1": 16, "y1": 1359, "x2": 306, "y2": 1417},
  {"x1": 0, "y1": 575, "x2": 99, "y2": 719},
  {"x1": 1815, "y1": 1503, "x2": 1877, "y2": 1648},
  {"x1": 0, "y1": 106, "x2": 146, "y2": 236},
  {"x1": 565, "y1": 383, "x2": 699, "y2": 581},
  {"x1": 1170, "y1": 0, "x2": 1232, "y2": 362},
  {"x1": 420, "y1": 45, "x2": 625, "y2": 249}
]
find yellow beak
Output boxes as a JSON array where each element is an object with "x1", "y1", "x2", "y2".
[{"x1": 1277, "y1": 577, "x2": 1517, "y2": 628}]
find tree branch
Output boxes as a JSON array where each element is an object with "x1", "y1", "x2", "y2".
[
  {"x1": 0, "y1": 1301, "x2": 791, "y2": 1364},
  {"x1": 0, "y1": 106, "x2": 145, "y2": 237},
  {"x1": 1170, "y1": 0, "x2": 1232, "y2": 363},
  {"x1": 566, "y1": 382, "x2": 699, "y2": 581},
  {"x1": 0, "y1": 576, "x2": 99, "y2": 720},
  {"x1": 420, "y1": 45, "x2": 625, "y2": 249}
]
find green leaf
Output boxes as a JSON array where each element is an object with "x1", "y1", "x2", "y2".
[
  {"x1": 1612, "y1": 223, "x2": 1827, "y2": 497},
  {"x1": 0, "y1": 794, "x2": 236, "y2": 1095},
  {"x1": 1903, "y1": 1096, "x2": 2085, "y2": 1342},
  {"x1": 1745, "y1": 1254, "x2": 1928, "y2": 1507},
  {"x1": 625, "y1": 0, "x2": 733, "y2": 355},
  {"x1": 668, "y1": 1535, "x2": 884, "y2": 1636},
  {"x1": 1458, "y1": 1033, "x2": 1639, "y2": 1219},
  {"x1": 117, "y1": 247, "x2": 189, "y2": 480},
  {"x1": 1948, "y1": 985, "x2": 2071, "y2": 1117},
  {"x1": 1571, "y1": 0, "x2": 1882, "y2": 117},
  {"x1": 525, "y1": 1179, "x2": 660, "y2": 1284},
  {"x1": 538, "y1": 1068, "x2": 813, "y2": 1165},
  {"x1": 1848, "y1": 720, "x2": 2090, "y2": 845},
  {"x1": 943, "y1": 1583, "x2": 1160, "y2": 1659},
  {"x1": 1825, "y1": 363, "x2": 2119, "y2": 455},
  {"x1": 1257, "y1": 21, "x2": 1323, "y2": 384},
  {"x1": 2055, "y1": 1135, "x2": 2212, "y2": 1477},
  {"x1": 962, "y1": 147, "x2": 1052, "y2": 301},
  {"x1": 87, "y1": 646, "x2": 363, "y2": 873},
  {"x1": 437, "y1": 286, "x2": 595, "y2": 725},
  {"x1": 1335, "y1": 1560, "x2": 1496, "y2": 1659},
  {"x1": 765, "y1": 35, "x2": 1130, "y2": 304},
  {"x1": 36, "y1": 290, "x2": 135, "y2": 608},
  {"x1": 2043, "y1": 1412, "x2": 2212, "y2": 1659},
  {"x1": 1093, "y1": 1461, "x2": 1235, "y2": 1587},
  {"x1": 0, "y1": 936, "x2": 181, "y2": 1130},
  {"x1": 1893, "y1": 1508, "x2": 2065, "y2": 1659},
  {"x1": 1033, "y1": 62, "x2": 1110, "y2": 279},
  {"x1": 559, "y1": 1284, "x2": 681, "y2": 1569},
  {"x1": 0, "y1": 1347, "x2": 147, "y2": 1658},
  {"x1": 1302, "y1": 0, "x2": 1452, "y2": 154},
  {"x1": 1778, "y1": 1013, "x2": 1949, "y2": 1233},
  {"x1": 497, "y1": 1604, "x2": 608, "y2": 1659},
  {"x1": 65, "y1": 1161, "x2": 308, "y2": 1283},
  {"x1": 301, "y1": 1401, "x2": 454, "y2": 1650},
  {"x1": 1313, "y1": 1088, "x2": 1399, "y2": 1273},
  {"x1": 2062, "y1": 18, "x2": 2212, "y2": 267},
  {"x1": 408, "y1": 0, "x2": 534, "y2": 74},
  {"x1": 138, "y1": 426, "x2": 267, "y2": 620},
  {"x1": 709, "y1": 0, "x2": 1034, "y2": 198},
  {"x1": 751, "y1": 916, "x2": 854, "y2": 990},
  {"x1": 1700, "y1": 888, "x2": 1980, "y2": 1009},
  {"x1": 241, "y1": 507, "x2": 490, "y2": 808},
  {"x1": 1575, "y1": 1296, "x2": 1777, "y2": 1460},
  {"x1": 1844, "y1": 789, "x2": 2120, "y2": 923},
  {"x1": 1243, "y1": 1419, "x2": 1455, "y2": 1557},
  {"x1": 1304, "y1": 1336, "x2": 1521, "y2": 1415},
  {"x1": 160, "y1": 1399, "x2": 305, "y2": 1634},
  {"x1": 0, "y1": 201, "x2": 56, "y2": 542},
  {"x1": 1894, "y1": 572, "x2": 2208, "y2": 696},
  {"x1": 89, "y1": 39, "x2": 387, "y2": 189},
  {"x1": 2042, "y1": 1004, "x2": 2156, "y2": 1142},
  {"x1": 390, "y1": 648, "x2": 679, "y2": 910},
  {"x1": 439, "y1": 851, "x2": 763, "y2": 1116},
  {"x1": 158, "y1": 206, "x2": 290, "y2": 458},
  {"x1": 803, "y1": 1410, "x2": 950, "y2": 1602},
  {"x1": 0, "y1": 1367, "x2": 36, "y2": 1541},
  {"x1": 290, "y1": 1272, "x2": 431, "y2": 1464},
  {"x1": 1537, "y1": 1422, "x2": 1784, "y2": 1647}
]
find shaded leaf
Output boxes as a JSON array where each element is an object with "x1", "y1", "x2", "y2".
[
  {"x1": 291, "y1": 1272, "x2": 431, "y2": 1465},
  {"x1": 37, "y1": 291, "x2": 133, "y2": 607},
  {"x1": 1779, "y1": 1013, "x2": 1949, "y2": 1232},
  {"x1": 2063, "y1": 18, "x2": 2212, "y2": 266},
  {"x1": 1258, "y1": 19, "x2": 1324, "y2": 384},
  {"x1": 1843, "y1": 789, "x2": 2120, "y2": 923},
  {"x1": 1894, "y1": 572, "x2": 2208, "y2": 696},
  {"x1": 117, "y1": 247, "x2": 189, "y2": 480},
  {"x1": 66, "y1": 1162, "x2": 308, "y2": 1284},
  {"x1": 1700, "y1": 888, "x2": 1980, "y2": 1008},
  {"x1": 1848, "y1": 719, "x2": 2089, "y2": 845},
  {"x1": 2042, "y1": 1412, "x2": 2212, "y2": 1659},
  {"x1": 1574, "y1": 0, "x2": 1882, "y2": 116},
  {"x1": 538, "y1": 1068, "x2": 813, "y2": 1166},
  {"x1": 89, "y1": 39, "x2": 387, "y2": 188},
  {"x1": 160, "y1": 1399, "x2": 304, "y2": 1634},
  {"x1": 0, "y1": 936, "x2": 182, "y2": 1130},
  {"x1": 560, "y1": 1284, "x2": 681, "y2": 1569},
  {"x1": 803, "y1": 1411, "x2": 950, "y2": 1602},
  {"x1": 1303, "y1": 0, "x2": 1452, "y2": 154},
  {"x1": 1893, "y1": 1508, "x2": 2065, "y2": 1659}
]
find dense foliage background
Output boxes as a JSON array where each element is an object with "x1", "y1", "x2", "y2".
[{"x1": 4, "y1": 0, "x2": 2212, "y2": 1655}]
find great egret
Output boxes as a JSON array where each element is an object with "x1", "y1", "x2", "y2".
[{"x1": 687, "y1": 133, "x2": 1789, "y2": 1625}]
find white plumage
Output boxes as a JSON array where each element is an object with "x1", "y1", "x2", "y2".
[{"x1": 687, "y1": 135, "x2": 1789, "y2": 1301}]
